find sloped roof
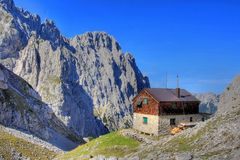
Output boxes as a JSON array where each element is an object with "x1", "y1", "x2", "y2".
[{"x1": 144, "y1": 88, "x2": 200, "y2": 102}]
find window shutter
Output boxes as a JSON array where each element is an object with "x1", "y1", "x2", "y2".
[
  {"x1": 143, "y1": 98, "x2": 148, "y2": 105},
  {"x1": 143, "y1": 117, "x2": 148, "y2": 124}
]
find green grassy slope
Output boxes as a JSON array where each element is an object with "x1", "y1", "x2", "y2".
[
  {"x1": 57, "y1": 131, "x2": 140, "y2": 160},
  {"x1": 0, "y1": 129, "x2": 57, "y2": 160}
]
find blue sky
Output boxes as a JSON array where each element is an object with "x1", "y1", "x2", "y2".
[{"x1": 14, "y1": 0, "x2": 240, "y2": 93}]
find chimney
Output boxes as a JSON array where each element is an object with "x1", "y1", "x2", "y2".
[
  {"x1": 176, "y1": 88, "x2": 180, "y2": 98},
  {"x1": 176, "y1": 75, "x2": 180, "y2": 98}
]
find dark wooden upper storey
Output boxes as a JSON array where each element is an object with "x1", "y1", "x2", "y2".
[{"x1": 133, "y1": 88, "x2": 200, "y2": 115}]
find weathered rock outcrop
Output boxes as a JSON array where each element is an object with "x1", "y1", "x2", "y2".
[
  {"x1": 0, "y1": 64, "x2": 80, "y2": 151},
  {"x1": 217, "y1": 76, "x2": 240, "y2": 115},
  {"x1": 194, "y1": 92, "x2": 220, "y2": 114},
  {"x1": 0, "y1": 0, "x2": 150, "y2": 137}
]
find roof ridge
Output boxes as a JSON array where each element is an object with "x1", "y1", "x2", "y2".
[{"x1": 143, "y1": 88, "x2": 199, "y2": 102}]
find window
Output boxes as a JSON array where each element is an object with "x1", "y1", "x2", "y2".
[
  {"x1": 143, "y1": 117, "x2": 148, "y2": 124},
  {"x1": 137, "y1": 101, "x2": 142, "y2": 108},
  {"x1": 143, "y1": 98, "x2": 148, "y2": 105},
  {"x1": 190, "y1": 117, "x2": 193, "y2": 122},
  {"x1": 202, "y1": 117, "x2": 205, "y2": 122},
  {"x1": 170, "y1": 118, "x2": 176, "y2": 125}
]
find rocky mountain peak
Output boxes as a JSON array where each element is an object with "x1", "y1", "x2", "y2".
[
  {"x1": 72, "y1": 31, "x2": 121, "y2": 52},
  {"x1": 0, "y1": 0, "x2": 150, "y2": 138},
  {"x1": 0, "y1": 0, "x2": 42, "y2": 63},
  {"x1": 125, "y1": 52, "x2": 135, "y2": 62},
  {"x1": 0, "y1": 0, "x2": 14, "y2": 10},
  {"x1": 41, "y1": 19, "x2": 59, "y2": 33},
  {"x1": 40, "y1": 19, "x2": 61, "y2": 48}
]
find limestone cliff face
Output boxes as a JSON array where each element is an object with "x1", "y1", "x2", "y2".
[
  {"x1": 0, "y1": 0, "x2": 150, "y2": 137},
  {"x1": 217, "y1": 76, "x2": 240, "y2": 115},
  {"x1": 0, "y1": 64, "x2": 80, "y2": 151},
  {"x1": 194, "y1": 93, "x2": 220, "y2": 114}
]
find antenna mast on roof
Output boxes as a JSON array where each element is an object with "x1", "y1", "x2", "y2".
[
  {"x1": 166, "y1": 72, "x2": 168, "y2": 88},
  {"x1": 177, "y1": 74, "x2": 179, "y2": 88}
]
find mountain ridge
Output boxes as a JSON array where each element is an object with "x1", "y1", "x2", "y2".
[{"x1": 0, "y1": 0, "x2": 150, "y2": 137}]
